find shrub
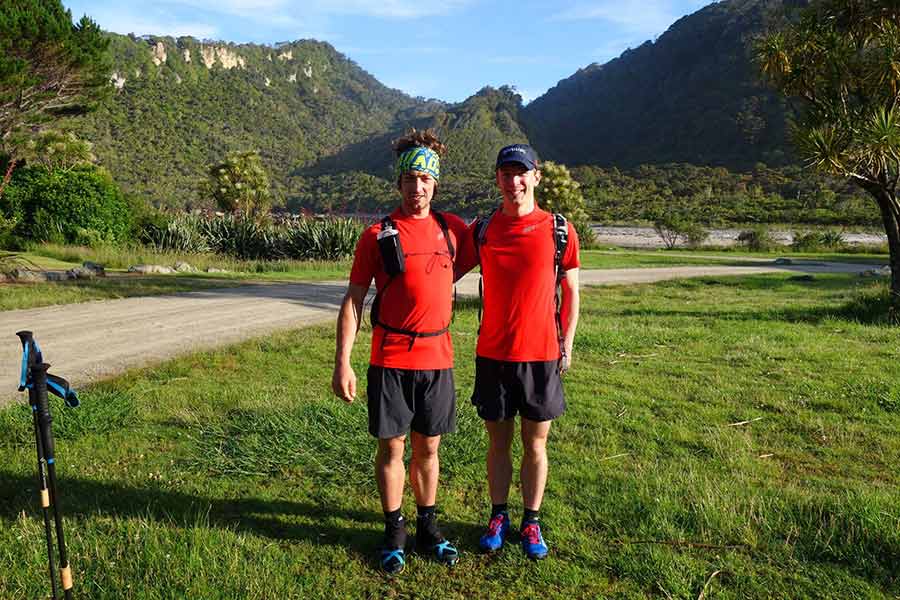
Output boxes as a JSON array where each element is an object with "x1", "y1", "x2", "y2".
[
  {"x1": 737, "y1": 225, "x2": 776, "y2": 251},
  {"x1": 819, "y1": 230, "x2": 846, "y2": 248},
  {"x1": 652, "y1": 213, "x2": 708, "y2": 249},
  {"x1": 681, "y1": 222, "x2": 709, "y2": 249},
  {"x1": 573, "y1": 220, "x2": 598, "y2": 249},
  {"x1": 143, "y1": 214, "x2": 363, "y2": 261},
  {"x1": 7, "y1": 166, "x2": 132, "y2": 244},
  {"x1": 790, "y1": 230, "x2": 846, "y2": 252},
  {"x1": 143, "y1": 214, "x2": 211, "y2": 254}
]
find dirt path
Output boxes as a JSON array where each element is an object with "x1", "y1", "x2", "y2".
[{"x1": 0, "y1": 261, "x2": 882, "y2": 406}]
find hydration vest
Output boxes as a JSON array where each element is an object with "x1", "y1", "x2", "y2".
[
  {"x1": 370, "y1": 211, "x2": 456, "y2": 350},
  {"x1": 473, "y1": 209, "x2": 569, "y2": 354}
]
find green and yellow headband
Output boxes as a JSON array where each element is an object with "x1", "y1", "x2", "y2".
[{"x1": 395, "y1": 146, "x2": 440, "y2": 180}]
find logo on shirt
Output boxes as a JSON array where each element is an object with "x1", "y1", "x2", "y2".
[{"x1": 523, "y1": 225, "x2": 537, "y2": 233}]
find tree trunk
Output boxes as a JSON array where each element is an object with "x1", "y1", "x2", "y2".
[
  {"x1": 0, "y1": 158, "x2": 18, "y2": 199},
  {"x1": 870, "y1": 185, "x2": 900, "y2": 322}
]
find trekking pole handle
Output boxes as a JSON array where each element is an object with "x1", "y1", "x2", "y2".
[
  {"x1": 16, "y1": 331, "x2": 36, "y2": 391},
  {"x1": 32, "y1": 363, "x2": 54, "y2": 435}
]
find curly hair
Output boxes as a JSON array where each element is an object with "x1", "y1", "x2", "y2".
[{"x1": 392, "y1": 128, "x2": 447, "y2": 156}]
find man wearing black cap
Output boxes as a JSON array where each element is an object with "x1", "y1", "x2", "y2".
[{"x1": 459, "y1": 143, "x2": 581, "y2": 560}]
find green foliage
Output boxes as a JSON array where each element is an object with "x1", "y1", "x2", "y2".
[
  {"x1": 280, "y1": 217, "x2": 363, "y2": 261},
  {"x1": 5, "y1": 165, "x2": 132, "y2": 244},
  {"x1": 791, "y1": 230, "x2": 846, "y2": 252},
  {"x1": 757, "y1": 0, "x2": 900, "y2": 308},
  {"x1": 573, "y1": 162, "x2": 881, "y2": 226},
  {"x1": 652, "y1": 211, "x2": 709, "y2": 250},
  {"x1": 146, "y1": 213, "x2": 362, "y2": 261},
  {"x1": 0, "y1": 184, "x2": 21, "y2": 247},
  {"x1": 0, "y1": 0, "x2": 110, "y2": 156},
  {"x1": 71, "y1": 35, "x2": 419, "y2": 208},
  {"x1": 142, "y1": 214, "x2": 211, "y2": 254},
  {"x1": 538, "y1": 161, "x2": 588, "y2": 222},
  {"x1": 756, "y1": 1, "x2": 900, "y2": 186},
  {"x1": 208, "y1": 151, "x2": 272, "y2": 220},
  {"x1": 537, "y1": 160, "x2": 597, "y2": 247},
  {"x1": 523, "y1": 0, "x2": 793, "y2": 169},
  {"x1": 3, "y1": 279, "x2": 900, "y2": 597},
  {"x1": 737, "y1": 225, "x2": 776, "y2": 252},
  {"x1": 20, "y1": 129, "x2": 95, "y2": 171}
]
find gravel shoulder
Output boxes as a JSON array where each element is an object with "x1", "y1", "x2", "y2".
[{"x1": 0, "y1": 261, "x2": 882, "y2": 406}]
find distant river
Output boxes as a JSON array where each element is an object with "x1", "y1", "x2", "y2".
[{"x1": 592, "y1": 225, "x2": 888, "y2": 249}]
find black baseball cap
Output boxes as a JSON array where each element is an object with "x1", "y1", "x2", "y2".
[{"x1": 495, "y1": 144, "x2": 540, "y2": 171}]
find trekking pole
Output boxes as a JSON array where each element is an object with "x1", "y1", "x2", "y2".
[
  {"x1": 15, "y1": 332, "x2": 58, "y2": 599},
  {"x1": 32, "y1": 361, "x2": 74, "y2": 600},
  {"x1": 29, "y1": 372, "x2": 60, "y2": 598}
]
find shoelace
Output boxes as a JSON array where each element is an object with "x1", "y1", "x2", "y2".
[
  {"x1": 521, "y1": 523, "x2": 542, "y2": 545},
  {"x1": 487, "y1": 515, "x2": 506, "y2": 535}
]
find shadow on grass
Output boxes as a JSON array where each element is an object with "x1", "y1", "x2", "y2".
[{"x1": 0, "y1": 472, "x2": 484, "y2": 566}]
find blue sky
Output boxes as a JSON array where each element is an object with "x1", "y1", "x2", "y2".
[{"x1": 62, "y1": 0, "x2": 713, "y2": 104}]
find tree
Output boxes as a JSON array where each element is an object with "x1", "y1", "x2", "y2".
[
  {"x1": 208, "y1": 151, "x2": 272, "y2": 220},
  {"x1": 0, "y1": 0, "x2": 110, "y2": 196},
  {"x1": 5, "y1": 164, "x2": 132, "y2": 244},
  {"x1": 21, "y1": 129, "x2": 94, "y2": 171},
  {"x1": 538, "y1": 161, "x2": 596, "y2": 246},
  {"x1": 757, "y1": 0, "x2": 900, "y2": 318}
]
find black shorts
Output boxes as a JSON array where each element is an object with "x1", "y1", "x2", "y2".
[
  {"x1": 366, "y1": 366, "x2": 457, "y2": 439},
  {"x1": 471, "y1": 357, "x2": 566, "y2": 422}
]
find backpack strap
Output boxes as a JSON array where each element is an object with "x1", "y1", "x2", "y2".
[
  {"x1": 371, "y1": 215, "x2": 399, "y2": 332},
  {"x1": 432, "y1": 211, "x2": 455, "y2": 260},
  {"x1": 473, "y1": 208, "x2": 500, "y2": 332},
  {"x1": 370, "y1": 212, "x2": 453, "y2": 351},
  {"x1": 552, "y1": 213, "x2": 569, "y2": 358}
]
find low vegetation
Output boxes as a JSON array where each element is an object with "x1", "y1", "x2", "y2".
[{"x1": 0, "y1": 276, "x2": 897, "y2": 599}]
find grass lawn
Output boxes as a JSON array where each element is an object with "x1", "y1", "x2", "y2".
[
  {"x1": 579, "y1": 248, "x2": 889, "y2": 269},
  {"x1": 0, "y1": 276, "x2": 241, "y2": 312},
  {"x1": 20, "y1": 245, "x2": 353, "y2": 281},
  {"x1": 1, "y1": 273, "x2": 898, "y2": 598}
]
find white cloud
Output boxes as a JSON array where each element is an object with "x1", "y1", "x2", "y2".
[
  {"x1": 381, "y1": 75, "x2": 444, "y2": 98},
  {"x1": 549, "y1": 0, "x2": 693, "y2": 35},
  {"x1": 165, "y1": 0, "x2": 473, "y2": 20},
  {"x1": 88, "y1": 8, "x2": 218, "y2": 38},
  {"x1": 303, "y1": 0, "x2": 474, "y2": 18},
  {"x1": 347, "y1": 46, "x2": 449, "y2": 56},
  {"x1": 516, "y1": 88, "x2": 541, "y2": 104},
  {"x1": 592, "y1": 35, "x2": 649, "y2": 63}
]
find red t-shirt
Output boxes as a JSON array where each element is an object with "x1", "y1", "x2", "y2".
[
  {"x1": 349, "y1": 209, "x2": 468, "y2": 370},
  {"x1": 467, "y1": 207, "x2": 580, "y2": 362}
]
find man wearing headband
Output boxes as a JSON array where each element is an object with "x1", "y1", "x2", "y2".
[
  {"x1": 332, "y1": 129, "x2": 468, "y2": 574},
  {"x1": 457, "y1": 143, "x2": 581, "y2": 560}
]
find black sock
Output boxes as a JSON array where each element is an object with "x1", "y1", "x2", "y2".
[
  {"x1": 522, "y1": 508, "x2": 540, "y2": 526},
  {"x1": 416, "y1": 505, "x2": 443, "y2": 543},
  {"x1": 491, "y1": 503, "x2": 508, "y2": 518},
  {"x1": 384, "y1": 509, "x2": 406, "y2": 549}
]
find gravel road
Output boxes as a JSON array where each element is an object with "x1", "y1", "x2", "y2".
[{"x1": 0, "y1": 261, "x2": 883, "y2": 406}]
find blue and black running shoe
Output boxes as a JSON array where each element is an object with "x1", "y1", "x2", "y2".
[
  {"x1": 416, "y1": 538, "x2": 459, "y2": 566},
  {"x1": 520, "y1": 521, "x2": 548, "y2": 560},
  {"x1": 379, "y1": 547, "x2": 406, "y2": 575},
  {"x1": 479, "y1": 511, "x2": 510, "y2": 552}
]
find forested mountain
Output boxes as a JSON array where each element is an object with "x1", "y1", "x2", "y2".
[
  {"x1": 522, "y1": 0, "x2": 806, "y2": 169},
  {"x1": 72, "y1": 34, "x2": 426, "y2": 208},
  {"x1": 62, "y1": 0, "x2": 877, "y2": 225}
]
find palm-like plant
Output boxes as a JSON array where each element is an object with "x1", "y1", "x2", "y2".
[{"x1": 757, "y1": 0, "x2": 900, "y2": 318}]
